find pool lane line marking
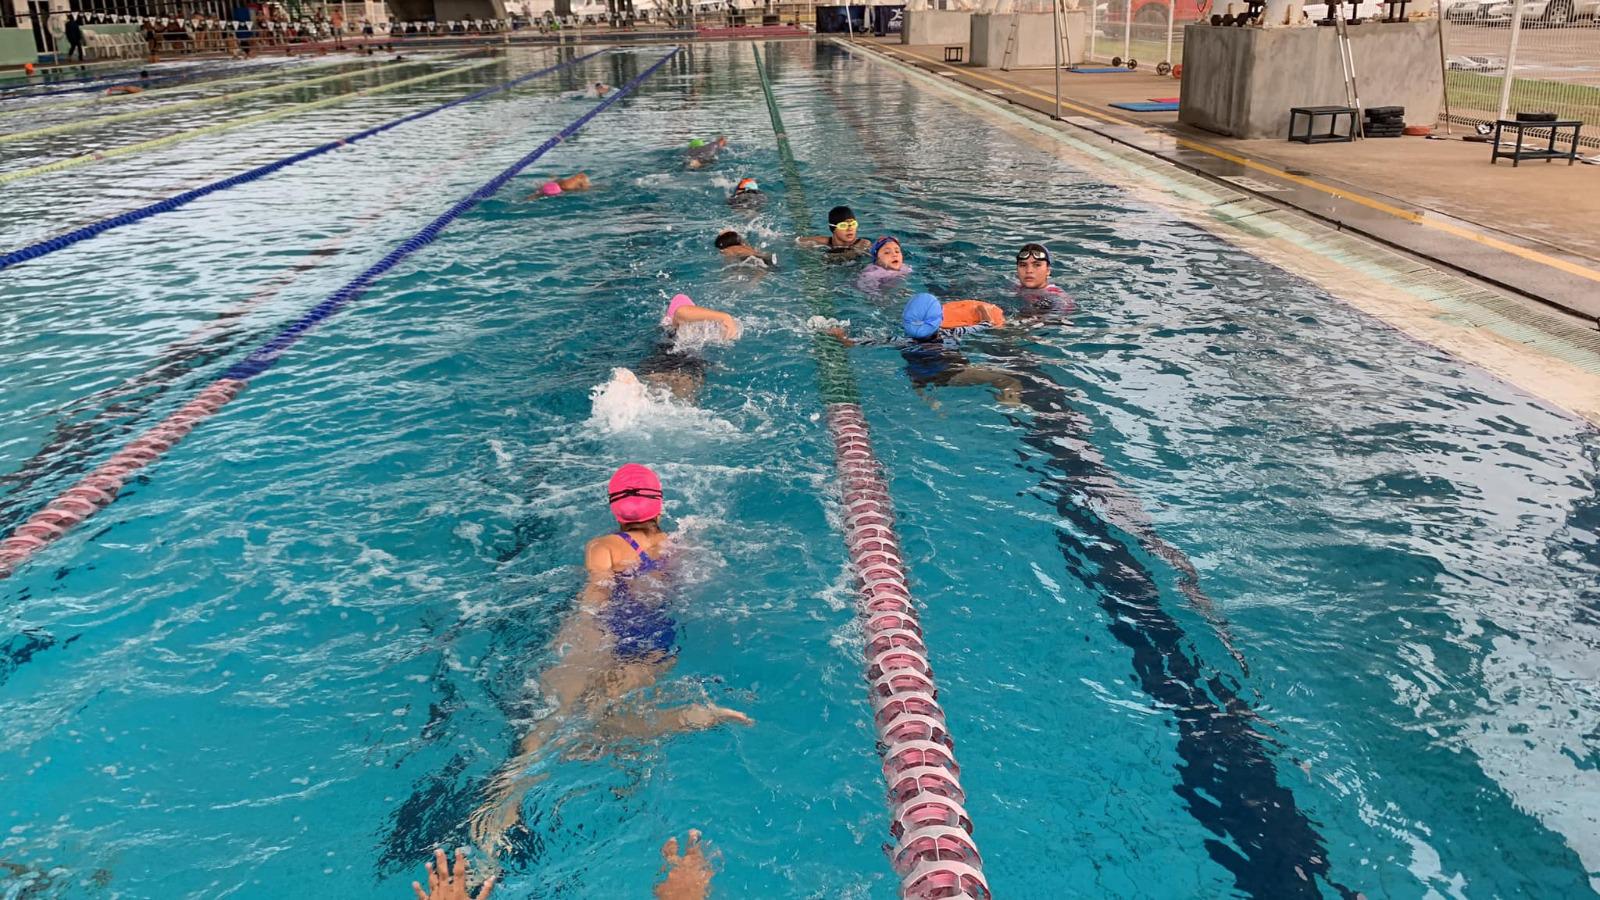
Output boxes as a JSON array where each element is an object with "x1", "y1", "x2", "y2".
[
  {"x1": 0, "y1": 118, "x2": 543, "y2": 534},
  {"x1": 0, "y1": 49, "x2": 601, "y2": 271},
  {"x1": 0, "y1": 56, "x2": 381, "y2": 123},
  {"x1": 866, "y1": 42, "x2": 1600, "y2": 289},
  {"x1": 0, "y1": 58, "x2": 503, "y2": 187},
  {"x1": 0, "y1": 58, "x2": 437, "y2": 144},
  {"x1": 0, "y1": 48, "x2": 676, "y2": 581},
  {"x1": 752, "y1": 44, "x2": 990, "y2": 900}
]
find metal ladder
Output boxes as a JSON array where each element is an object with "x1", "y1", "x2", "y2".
[
  {"x1": 1333, "y1": 14, "x2": 1365, "y2": 139},
  {"x1": 1001, "y1": 0, "x2": 1075, "y2": 73}
]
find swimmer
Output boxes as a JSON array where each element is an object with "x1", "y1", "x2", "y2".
[
  {"x1": 714, "y1": 230, "x2": 775, "y2": 267},
  {"x1": 526, "y1": 172, "x2": 590, "y2": 200},
  {"x1": 830, "y1": 292, "x2": 1020, "y2": 404},
  {"x1": 411, "y1": 848, "x2": 496, "y2": 900},
  {"x1": 727, "y1": 177, "x2": 765, "y2": 210},
  {"x1": 685, "y1": 135, "x2": 727, "y2": 170},
  {"x1": 633, "y1": 293, "x2": 741, "y2": 402},
  {"x1": 469, "y1": 464, "x2": 752, "y2": 859},
  {"x1": 799, "y1": 205, "x2": 871, "y2": 259},
  {"x1": 591, "y1": 82, "x2": 612, "y2": 97},
  {"x1": 105, "y1": 85, "x2": 144, "y2": 95},
  {"x1": 1013, "y1": 242, "x2": 1074, "y2": 320},
  {"x1": 856, "y1": 235, "x2": 912, "y2": 292}
]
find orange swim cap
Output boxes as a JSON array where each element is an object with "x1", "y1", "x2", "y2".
[
  {"x1": 24, "y1": 63, "x2": 36, "y2": 76},
  {"x1": 941, "y1": 300, "x2": 1004, "y2": 329}
]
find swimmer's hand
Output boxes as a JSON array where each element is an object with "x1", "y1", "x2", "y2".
[
  {"x1": 826, "y1": 327, "x2": 857, "y2": 347},
  {"x1": 715, "y1": 313, "x2": 742, "y2": 341},
  {"x1": 413, "y1": 848, "x2": 496, "y2": 900},
  {"x1": 655, "y1": 830, "x2": 716, "y2": 900}
]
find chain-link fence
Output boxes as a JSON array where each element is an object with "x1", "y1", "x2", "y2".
[
  {"x1": 1439, "y1": 0, "x2": 1600, "y2": 145},
  {"x1": 1086, "y1": 0, "x2": 1216, "y2": 68}
]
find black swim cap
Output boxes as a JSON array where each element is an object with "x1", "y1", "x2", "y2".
[
  {"x1": 714, "y1": 230, "x2": 741, "y2": 249},
  {"x1": 828, "y1": 206, "x2": 855, "y2": 227}
]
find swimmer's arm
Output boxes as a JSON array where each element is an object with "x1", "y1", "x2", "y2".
[
  {"x1": 673, "y1": 306, "x2": 741, "y2": 339},
  {"x1": 580, "y1": 538, "x2": 617, "y2": 609},
  {"x1": 796, "y1": 235, "x2": 829, "y2": 247}
]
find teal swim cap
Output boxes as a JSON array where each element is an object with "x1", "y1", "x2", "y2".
[{"x1": 902, "y1": 293, "x2": 943, "y2": 340}]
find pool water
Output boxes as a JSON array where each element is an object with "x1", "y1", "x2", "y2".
[{"x1": 1, "y1": 40, "x2": 1597, "y2": 900}]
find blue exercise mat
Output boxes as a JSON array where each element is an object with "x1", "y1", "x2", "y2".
[
  {"x1": 1111, "y1": 100, "x2": 1180, "y2": 111},
  {"x1": 1069, "y1": 66, "x2": 1132, "y2": 74}
]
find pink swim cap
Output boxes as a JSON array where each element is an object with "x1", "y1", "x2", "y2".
[
  {"x1": 663, "y1": 293, "x2": 696, "y2": 326},
  {"x1": 608, "y1": 464, "x2": 663, "y2": 524},
  {"x1": 541, "y1": 181, "x2": 562, "y2": 196}
]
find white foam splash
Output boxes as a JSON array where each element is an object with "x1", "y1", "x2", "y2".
[{"x1": 585, "y1": 368, "x2": 738, "y2": 437}]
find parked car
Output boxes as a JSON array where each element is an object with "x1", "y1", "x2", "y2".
[
  {"x1": 1445, "y1": 0, "x2": 1499, "y2": 21},
  {"x1": 1475, "y1": 0, "x2": 1589, "y2": 23}
]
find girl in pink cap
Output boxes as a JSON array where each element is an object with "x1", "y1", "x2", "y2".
[
  {"x1": 470, "y1": 464, "x2": 750, "y2": 859},
  {"x1": 525, "y1": 172, "x2": 591, "y2": 200},
  {"x1": 627, "y1": 293, "x2": 740, "y2": 403}
]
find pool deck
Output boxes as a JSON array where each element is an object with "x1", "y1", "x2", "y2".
[{"x1": 855, "y1": 37, "x2": 1600, "y2": 328}]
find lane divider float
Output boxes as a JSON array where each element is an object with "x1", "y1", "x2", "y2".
[
  {"x1": 751, "y1": 43, "x2": 989, "y2": 900},
  {"x1": 0, "y1": 47, "x2": 677, "y2": 581}
]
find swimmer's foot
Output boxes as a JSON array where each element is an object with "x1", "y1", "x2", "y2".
[{"x1": 656, "y1": 829, "x2": 716, "y2": 900}]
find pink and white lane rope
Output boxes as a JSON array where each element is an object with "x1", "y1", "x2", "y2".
[
  {"x1": 828, "y1": 402, "x2": 990, "y2": 900},
  {"x1": 0, "y1": 379, "x2": 245, "y2": 578}
]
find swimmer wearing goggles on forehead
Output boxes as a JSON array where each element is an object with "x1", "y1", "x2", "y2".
[
  {"x1": 1014, "y1": 242, "x2": 1066, "y2": 294},
  {"x1": 799, "y1": 205, "x2": 872, "y2": 259}
]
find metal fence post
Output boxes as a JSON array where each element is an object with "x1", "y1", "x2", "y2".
[
  {"x1": 1164, "y1": 0, "x2": 1175, "y2": 65},
  {"x1": 1495, "y1": 0, "x2": 1526, "y2": 121},
  {"x1": 1122, "y1": 0, "x2": 1132, "y2": 61}
]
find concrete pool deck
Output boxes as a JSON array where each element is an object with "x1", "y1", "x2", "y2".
[{"x1": 858, "y1": 37, "x2": 1600, "y2": 328}]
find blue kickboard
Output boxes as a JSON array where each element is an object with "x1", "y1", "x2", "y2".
[
  {"x1": 1069, "y1": 66, "x2": 1131, "y2": 74},
  {"x1": 1110, "y1": 100, "x2": 1180, "y2": 111}
]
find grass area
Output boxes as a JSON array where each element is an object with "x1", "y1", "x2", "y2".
[{"x1": 1445, "y1": 69, "x2": 1600, "y2": 125}]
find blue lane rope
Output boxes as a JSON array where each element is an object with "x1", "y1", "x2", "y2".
[
  {"x1": 0, "y1": 49, "x2": 608, "y2": 273},
  {"x1": 0, "y1": 58, "x2": 287, "y2": 100},
  {"x1": 220, "y1": 48, "x2": 678, "y2": 383}
]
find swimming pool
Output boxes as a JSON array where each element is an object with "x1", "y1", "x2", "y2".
[{"x1": 1, "y1": 39, "x2": 1597, "y2": 899}]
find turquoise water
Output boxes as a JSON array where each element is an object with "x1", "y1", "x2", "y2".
[{"x1": 2, "y1": 40, "x2": 1598, "y2": 899}]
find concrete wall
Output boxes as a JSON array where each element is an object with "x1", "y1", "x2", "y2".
[
  {"x1": 0, "y1": 27, "x2": 33, "y2": 66},
  {"x1": 969, "y1": 11, "x2": 1083, "y2": 68},
  {"x1": 1178, "y1": 21, "x2": 1444, "y2": 140},
  {"x1": 901, "y1": 9, "x2": 969, "y2": 45}
]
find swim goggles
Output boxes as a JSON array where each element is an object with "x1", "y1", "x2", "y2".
[
  {"x1": 1015, "y1": 245, "x2": 1051, "y2": 264},
  {"x1": 831, "y1": 218, "x2": 859, "y2": 231},
  {"x1": 608, "y1": 486, "x2": 664, "y2": 503}
]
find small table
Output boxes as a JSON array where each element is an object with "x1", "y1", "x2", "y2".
[
  {"x1": 943, "y1": 45, "x2": 963, "y2": 63},
  {"x1": 1491, "y1": 119, "x2": 1582, "y2": 166},
  {"x1": 1288, "y1": 106, "x2": 1357, "y2": 144}
]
